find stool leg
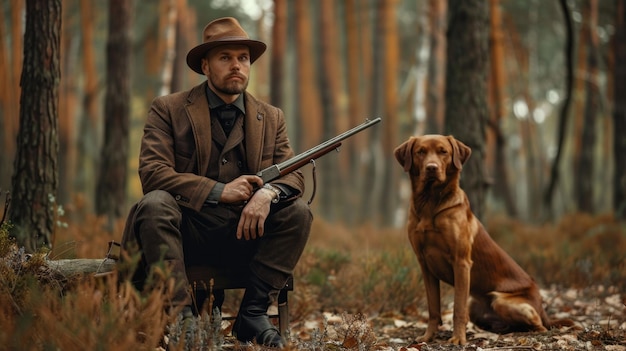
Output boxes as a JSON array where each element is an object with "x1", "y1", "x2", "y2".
[{"x1": 277, "y1": 288, "x2": 289, "y2": 336}]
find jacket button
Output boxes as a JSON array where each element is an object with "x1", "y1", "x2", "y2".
[{"x1": 174, "y1": 194, "x2": 181, "y2": 201}]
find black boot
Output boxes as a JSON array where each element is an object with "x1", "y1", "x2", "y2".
[{"x1": 233, "y1": 274, "x2": 284, "y2": 348}]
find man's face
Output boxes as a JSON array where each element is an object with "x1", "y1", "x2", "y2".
[{"x1": 202, "y1": 44, "x2": 251, "y2": 98}]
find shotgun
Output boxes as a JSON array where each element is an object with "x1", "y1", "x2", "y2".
[{"x1": 257, "y1": 117, "x2": 382, "y2": 183}]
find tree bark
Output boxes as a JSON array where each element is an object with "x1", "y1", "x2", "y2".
[
  {"x1": 317, "y1": 0, "x2": 344, "y2": 220},
  {"x1": 425, "y1": 0, "x2": 446, "y2": 135},
  {"x1": 74, "y1": 0, "x2": 100, "y2": 212},
  {"x1": 575, "y1": 0, "x2": 599, "y2": 214},
  {"x1": 10, "y1": 0, "x2": 62, "y2": 252},
  {"x1": 544, "y1": 0, "x2": 574, "y2": 215},
  {"x1": 294, "y1": 0, "x2": 322, "y2": 152},
  {"x1": 270, "y1": 0, "x2": 287, "y2": 109},
  {"x1": 380, "y1": 0, "x2": 399, "y2": 226},
  {"x1": 95, "y1": 0, "x2": 132, "y2": 220},
  {"x1": 0, "y1": 1, "x2": 23, "y2": 190},
  {"x1": 47, "y1": 258, "x2": 116, "y2": 276},
  {"x1": 444, "y1": 0, "x2": 490, "y2": 220},
  {"x1": 614, "y1": 0, "x2": 626, "y2": 220},
  {"x1": 488, "y1": 0, "x2": 517, "y2": 218}
]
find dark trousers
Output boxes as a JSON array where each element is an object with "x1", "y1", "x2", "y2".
[{"x1": 121, "y1": 190, "x2": 313, "y2": 307}]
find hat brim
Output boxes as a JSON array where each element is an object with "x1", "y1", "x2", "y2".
[{"x1": 186, "y1": 39, "x2": 267, "y2": 75}]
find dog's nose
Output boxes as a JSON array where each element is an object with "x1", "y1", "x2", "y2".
[{"x1": 426, "y1": 163, "x2": 438, "y2": 172}]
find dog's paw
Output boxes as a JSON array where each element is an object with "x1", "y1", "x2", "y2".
[
  {"x1": 415, "y1": 332, "x2": 435, "y2": 343},
  {"x1": 447, "y1": 334, "x2": 467, "y2": 345}
]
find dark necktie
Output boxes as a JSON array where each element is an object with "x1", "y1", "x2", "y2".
[{"x1": 219, "y1": 105, "x2": 238, "y2": 136}]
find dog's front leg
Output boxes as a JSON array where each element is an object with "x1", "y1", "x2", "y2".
[
  {"x1": 416, "y1": 265, "x2": 442, "y2": 343},
  {"x1": 449, "y1": 249, "x2": 472, "y2": 345}
]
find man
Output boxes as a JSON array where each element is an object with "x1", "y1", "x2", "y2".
[{"x1": 121, "y1": 17, "x2": 312, "y2": 348}]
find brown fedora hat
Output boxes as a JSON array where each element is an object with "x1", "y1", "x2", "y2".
[{"x1": 186, "y1": 17, "x2": 267, "y2": 74}]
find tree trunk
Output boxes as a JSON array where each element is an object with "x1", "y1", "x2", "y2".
[
  {"x1": 74, "y1": 0, "x2": 100, "y2": 213},
  {"x1": 361, "y1": 1, "x2": 386, "y2": 222},
  {"x1": 294, "y1": 0, "x2": 322, "y2": 153},
  {"x1": 0, "y1": 1, "x2": 23, "y2": 190},
  {"x1": 488, "y1": 0, "x2": 517, "y2": 218},
  {"x1": 10, "y1": 0, "x2": 62, "y2": 252},
  {"x1": 170, "y1": 0, "x2": 191, "y2": 94},
  {"x1": 444, "y1": 0, "x2": 490, "y2": 220},
  {"x1": 344, "y1": 0, "x2": 369, "y2": 224},
  {"x1": 0, "y1": 6, "x2": 14, "y2": 189},
  {"x1": 614, "y1": 0, "x2": 626, "y2": 220},
  {"x1": 575, "y1": 0, "x2": 599, "y2": 214},
  {"x1": 318, "y1": 0, "x2": 345, "y2": 221},
  {"x1": 380, "y1": 0, "x2": 399, "y2": 226},
  {"x1": 270, "y1": 0, "x2": 287, "y2": 109},
  {"x1": 57, "y1": 0, "x2": 77, "y2": 205},
  {"x1": 544, "y1": 0, "x2": 574, "y2": 216},
  {"x1": 425, "y1": 0, "x2": 446, "y2": 135},
  {"x1": 95, "y1": 0, "x2": 132, "y2": 221},
  {"x1": 158, "y1": 0, "x2": 177, "y2": 97}
]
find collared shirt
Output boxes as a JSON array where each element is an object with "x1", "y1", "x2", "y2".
[{"x1": 206, "y1": 85, "x2": 246, "y2": 135}]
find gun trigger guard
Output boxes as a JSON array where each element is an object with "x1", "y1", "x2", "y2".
[{"x1": 308, "y1": 159, "x2": 317, "y2": 205}]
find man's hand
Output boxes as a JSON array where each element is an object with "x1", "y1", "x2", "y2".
[
  {"x1": 237, "y1": 186, "x2": 277, "y2": 240},
  {"x1": 220, "y1": 175, "x2": 263, "y2": 203}
]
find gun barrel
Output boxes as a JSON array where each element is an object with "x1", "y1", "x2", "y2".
[{"x1": 257, "y1": 117, "x2": 381, "y2": 183}]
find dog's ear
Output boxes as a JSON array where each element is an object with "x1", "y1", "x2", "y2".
[
  {"x1": 394, "y1": 137, "x2": 415, "y2": 172},
  {"x1": 448, "y1": 136, "x2": 472, "y2": 170}
]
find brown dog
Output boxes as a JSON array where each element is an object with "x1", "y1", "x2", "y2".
[{"x1": 394, "y1": 135, "x2": 573, "y2": 345}]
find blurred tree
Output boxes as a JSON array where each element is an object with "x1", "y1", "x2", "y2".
[
  {"x1": 380, "y1": 0, "x2": 399, "y2": 226},
  {"x1": 294, "y1": 0, "x2": 322, "y2": 152},
  {"x1": 361, "y1": 0, "x2": 386, "y2": 221},
  {"x1": 170, "y1": 0, "x2": 194, "y2": 94},
  {"x1": 270, "y1": 0, "x2": 287, "y2": 109},
  {"x1": 425, "y1": 0, "x2": 446, "y2": 135},
  {"x1": 575, "y1": 0, "x2": 600, "y2": 214},
  {"x1": 10, "y1": 0, "x2": 61, "y2": 252},
  {"x1": 344, "y1": 0, "x2": 368, "y2": 225},
  {"x1": 615, "y1": 0, "x2": 626, "y2": 220},
  {"x1": 444, "y1": 0, "x2": 490, "y2": 220},
  {"x1": 0, "y1": 6, "x2": 12, "y2": 188},
  {"x1": 95, "y1": 0, "x2": 132, "y2": 222},
  {"x1": 319, "y1": 0, "x2": 344, "y2": 220},
  {"x1": 0, "y1": 1, "x2": 23, "y2": 191},
  {"x1": 75, "y1": 0, "x2": 100, "y2": 211},
  {"x1": 158, "y1": 0, "x2": 177, "y2": 96},
  {"x1": 544, "y1": 0, "x2": 574, "y2": 217},
  {"x1": 488, "y1": 0, "x2": 517, "y2": 218},
  {"x1": 58, "y1": 0, "x2": 78, "y2": 205}
]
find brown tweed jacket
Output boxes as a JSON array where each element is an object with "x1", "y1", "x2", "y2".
[{"x1": 138, "y1": 81, "x2": 305, "y2": 211}]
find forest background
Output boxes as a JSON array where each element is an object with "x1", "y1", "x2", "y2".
[
  {"x1": 2, "y1": 0, "x2": 626, "y2": 241},
  {"x1": 0, "y1": 0, "x2": 625, "y2": 349}
]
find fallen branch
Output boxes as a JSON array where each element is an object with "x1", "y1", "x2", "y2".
[{"x1": 46, "y1": 258, "x2": 116, "y2": 276}]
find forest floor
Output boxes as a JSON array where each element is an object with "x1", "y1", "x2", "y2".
[{"x1": 201, "y1": 285, "x2": 626, "y2": 351}]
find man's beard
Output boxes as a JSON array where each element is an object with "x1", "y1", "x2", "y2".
[{"x1": 210, "y1": 73, "x2": 248, "y2": 95}]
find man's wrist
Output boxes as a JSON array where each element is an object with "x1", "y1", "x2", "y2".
[{"x1": 262, "y1": 184, "x2": 281, "y2": 203}]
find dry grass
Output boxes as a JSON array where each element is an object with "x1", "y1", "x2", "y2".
[{"x1": 1, "y1": 200, "x2": 624, "y2": 350}]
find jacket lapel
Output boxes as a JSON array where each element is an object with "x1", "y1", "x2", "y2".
[
  {"x1": 244, "y1": 92, "x2": 264, "y2": 173},
  {"x1": 184, "y1": 82, "x2": 212, "y2": 176}
]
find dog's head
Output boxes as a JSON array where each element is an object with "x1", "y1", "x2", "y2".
[{"x1": 394, "y1": 135, "x2": 472, "y2": 184}]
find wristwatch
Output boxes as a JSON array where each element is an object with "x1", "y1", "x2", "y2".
[{"x1": 262, "y1": 184, "x2": 281, "y2": 204}]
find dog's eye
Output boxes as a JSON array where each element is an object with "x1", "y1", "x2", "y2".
[
  {"x1": 438, "y1": 148, "x2": 448, "y2": 154},
  {"x1": 417, "y1": 148, "x2": 426, "y2": 155}
]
